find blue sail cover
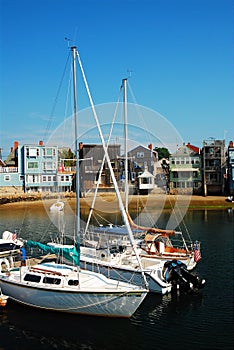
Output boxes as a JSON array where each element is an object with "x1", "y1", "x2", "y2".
[{"x1": 26, "y1": 240, "x2": 80, "y2": 266}]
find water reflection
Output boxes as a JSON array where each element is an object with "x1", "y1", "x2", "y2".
[
  {"x1": 0, "y1": 205, "x2": 233, "y2": 350},
  {"x1": 1, "y1": 300, "x2": 135, "y2": 350}
]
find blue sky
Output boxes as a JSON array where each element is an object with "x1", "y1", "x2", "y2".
[{"x1": 0, "y1": 0, "x2": 233, "y2": 159}]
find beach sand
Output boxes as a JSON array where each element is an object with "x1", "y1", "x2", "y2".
[{"x1": 0, "y1": 192, "x2": 233, "y2": 212}]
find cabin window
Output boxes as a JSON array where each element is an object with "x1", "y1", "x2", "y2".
[
  {"x1": 68, "y1": 279, "x2": 79, "y2": 286},
  {"x1": 24, "y1": 274, "x2": 41, "y2": 283},
  {"x1": 43, "y1": 276, "x2": 61, "y2": 285}
]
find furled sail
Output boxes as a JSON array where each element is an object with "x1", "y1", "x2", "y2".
[{"x1": 26, "y1": 240, "x2": 80, "y2": 266}]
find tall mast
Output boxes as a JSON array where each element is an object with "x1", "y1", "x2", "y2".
[
  {"x1": 71, "y1": 46, "x2": 80, "y2": 235},
  {"x1": 77, "y1": 54, "x2": 148, "y2": 288},
  {"x1": 123, "y1": 78, "x2": 128, "y2": 211}
]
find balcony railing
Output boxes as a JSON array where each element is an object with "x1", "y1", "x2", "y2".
[{"x1": 0, "y1": 167, "x2": 18, "y2": 173}]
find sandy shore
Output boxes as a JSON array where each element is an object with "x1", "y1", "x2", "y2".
[{"x1": 0, "y1": 191, "x2": 233, "y2": 211}]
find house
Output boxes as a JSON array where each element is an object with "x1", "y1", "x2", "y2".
[
  {"x1": 79, "y1": 143, "x2": 121, "y2": 193},
  {"x1": 0, "y1": 141, "x2": 23, "y2": 193},
  {"x1": 169, "y1": 143, "x2": 202, "y2": 194},
  {"x1": 137, "y1": 169, "x2": 154, "y2": 194},
  {"x1": 155, "y1": 158, "x2": 170, "y2": 191},
  {"x1": 0, "y1": 141, "x2": 73, "y2": 193},
  {"x1": 127, "y1": 145, "x2": 158, "y2": 176},
  {"x1": 226, "y1": 141, "x2": 234, "y2": 195},
  {"x1": 202, "y1": 139, "x2": 226, "y2": 195}
]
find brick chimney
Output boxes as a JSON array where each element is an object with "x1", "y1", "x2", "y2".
[{"x1": 13, "y1": 141, "x2": 19, "y2": 150}]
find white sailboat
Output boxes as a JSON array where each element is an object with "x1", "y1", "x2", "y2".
[
  {"x1": 50, "y1": 78, "x2": 205, "y2": 294},
  {"x1": 0, "y1": 46, "x2": 148, "y2": 318}
]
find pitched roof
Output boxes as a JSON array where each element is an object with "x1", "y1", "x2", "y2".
[{"x1": 186, "y1": 142, "x2": 200, "y2": 154}]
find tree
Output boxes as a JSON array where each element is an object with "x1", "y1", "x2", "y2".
[
  {"x1": 58, "y1": 148, "x2": 76, "y2": 167},
  {"x1": 154, "y1": 147, "x2": 170, "y2": 160}
]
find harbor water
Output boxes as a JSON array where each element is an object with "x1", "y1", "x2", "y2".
[{"x1": 0, "y1": 202, "x2": 233, "y2": 350}]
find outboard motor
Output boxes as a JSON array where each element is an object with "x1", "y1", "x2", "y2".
[{"x1": 163, "y1": 260, "x2": 206, "y2": 293}]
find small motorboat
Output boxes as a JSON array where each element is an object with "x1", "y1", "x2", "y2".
[
  {"x1": 49, "y1": 200, "x2": 64, "y2": 212},
  {"x1": 0, "y1": 231, "x2": 23, "y2": 252}
]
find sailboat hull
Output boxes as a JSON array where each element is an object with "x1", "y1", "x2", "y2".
[
  {"x1": 80, "y1": 258, "x2": 172, "y2": 295},
  {"x1": 0, "y1": 265, "x2": 147, "y2": 318}
]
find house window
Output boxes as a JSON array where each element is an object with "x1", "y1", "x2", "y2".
[
  {"x1": 28, "y1": 162, "x2": 38, "y2": 169},
  {"x1": 142, "y1": 178, "x2": 150, "y2": 184},
  {"x1": 47, "y1": 148, "x2": 53, "y2": 156},
  {"x1": 43, "y1": 162, "x2": 55, "y2": 170},
  {"x1": 28, "y1": 148, "x2": 38, "y2": 157},
  {"x1": 4, "y1": 175, "x2": 11, "y2": 181},
  {"x1": 136, "y1": 152, "x2": 144, "y2": 158},
  {"x1": 42, "y1": 176, "x2": 47, "y2": 182},
  {"x1": 43, "y1": 148, "x2": 56, "y2": 157}
]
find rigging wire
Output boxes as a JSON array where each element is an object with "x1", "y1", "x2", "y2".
[
  {"x1": 83, "y1": 83, "x2": 123, "y2": 235},
  {"x1": 42, "y1": 52, "x2": 71, "y2": 144},
  {"x1": 127, "y1": 80, "x2": 152, "y2": 147}
]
